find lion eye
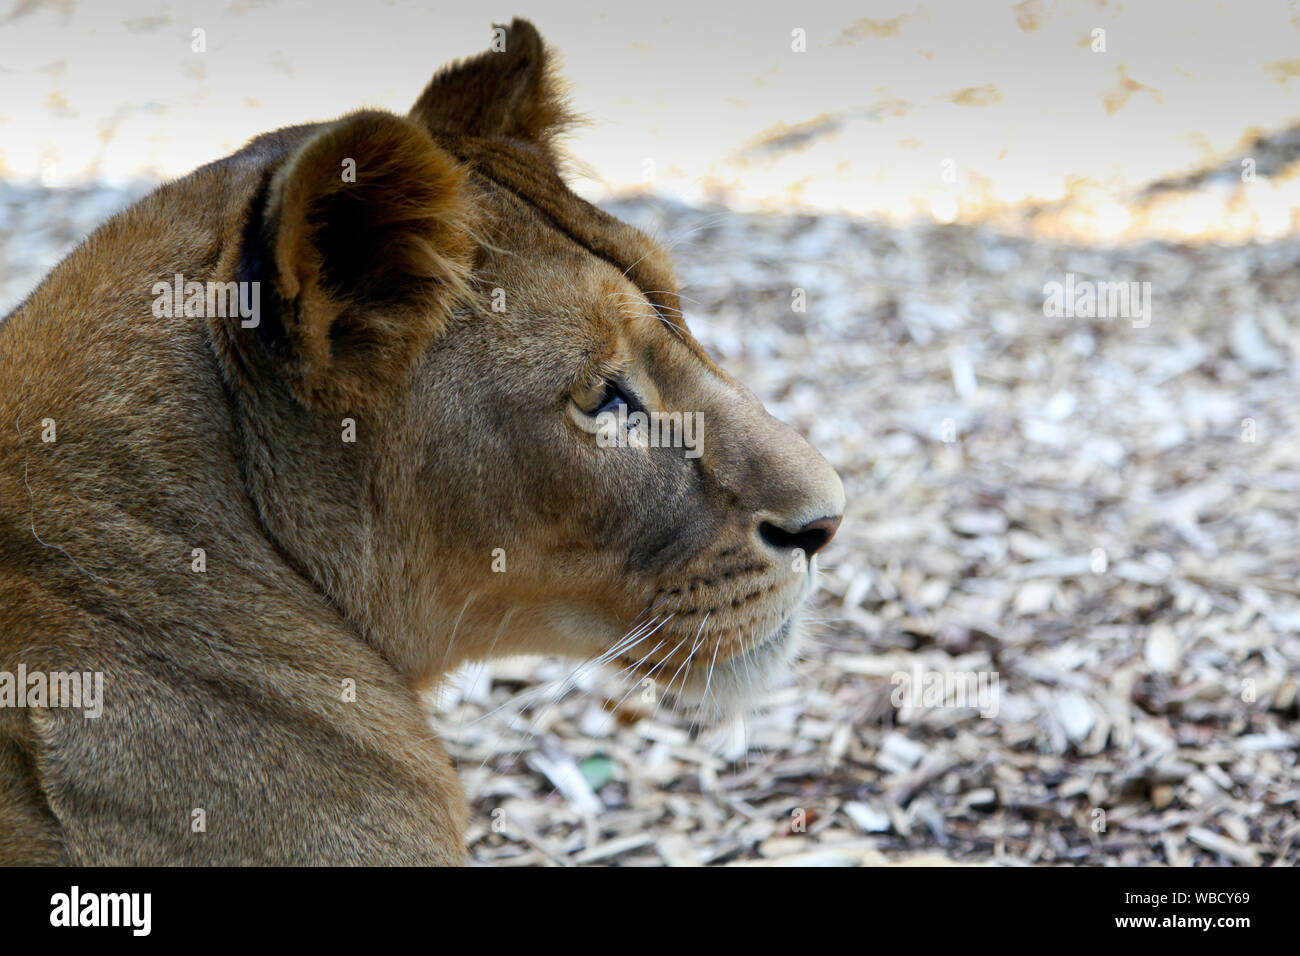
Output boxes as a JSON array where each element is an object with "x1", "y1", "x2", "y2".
[{"x1": 575, "y1": 379, "x2": 633, "y2": 417}]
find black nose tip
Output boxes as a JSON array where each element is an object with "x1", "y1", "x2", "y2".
[{"x1": 758, "y1": 515, "x2": 842, "y2": 557}]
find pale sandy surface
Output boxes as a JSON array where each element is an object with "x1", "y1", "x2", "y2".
[{"x1": 3, "y1": 0, "x2": 1300, "y2": 241}]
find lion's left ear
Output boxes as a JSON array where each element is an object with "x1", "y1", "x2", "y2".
[
  {"x1": 260, "y1": 110, "x2": 474, "y2": 413},
  {"x1": 408, "y1": 18, "x2": 571, "y2": 152}
]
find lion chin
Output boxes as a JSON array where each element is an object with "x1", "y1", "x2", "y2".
[
  {"x1": 675, "y1": 611, "x2": 808, "y2": 722},
  {"x1": 608, "y1": 569, "x2": 819, "y2": 724}
]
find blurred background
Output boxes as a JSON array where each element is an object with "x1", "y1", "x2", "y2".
[{"x1": 2, "y1": 0, "x2": 1297, "y2": 865}]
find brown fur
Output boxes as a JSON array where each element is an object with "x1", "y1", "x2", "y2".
[{"x1": 0, "y1": 19, "x2": 843, "y2": 865}]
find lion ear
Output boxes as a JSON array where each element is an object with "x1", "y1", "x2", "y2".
[
  {"x1": 260, "y1": 110, "x2": 474, "y2": 413},
  {"x1": 408, "y1": 18, "x2": 571, "y2": 151}
]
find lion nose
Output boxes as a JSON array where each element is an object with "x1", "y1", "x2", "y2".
[{"x1": 758, "y1": 514, "x2": 842, "y2": 557}]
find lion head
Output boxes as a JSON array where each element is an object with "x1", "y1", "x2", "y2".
[{"x1": 209, "y1": 19, "x2": 844, "y2": 717}]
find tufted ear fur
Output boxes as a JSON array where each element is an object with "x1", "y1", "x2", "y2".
[
  {"x1": 408, "y1": 18, "x2": 572, "y2": 153},
  {"x1": 258, "y1": 110, "x2": 475, "y2": 413}
]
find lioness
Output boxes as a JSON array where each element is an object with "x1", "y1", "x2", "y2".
[{"x1": 0, "y1": 19, "x2": 843, "y2": 865}]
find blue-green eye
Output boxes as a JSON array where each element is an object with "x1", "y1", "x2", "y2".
[{"x1": 578, "y1": 379, "x2": 633, "y2": 417}]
